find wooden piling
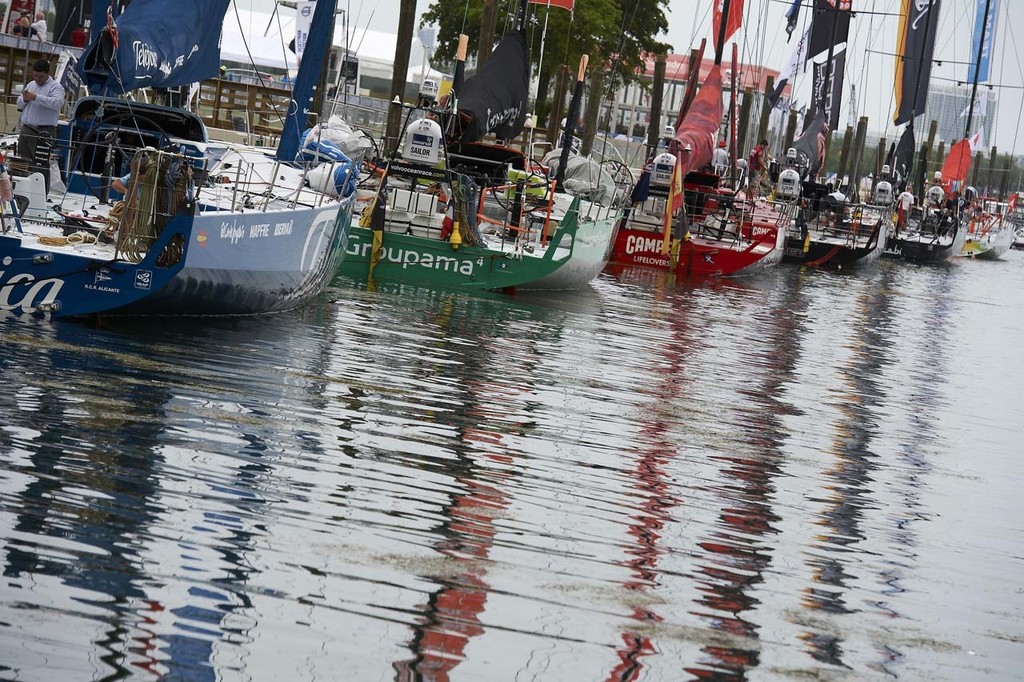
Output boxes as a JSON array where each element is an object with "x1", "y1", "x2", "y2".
[{"x1": 645, "y1": 56, "x2": 667, "y2": 159}]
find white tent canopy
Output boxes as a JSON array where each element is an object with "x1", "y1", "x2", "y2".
[
  {"x1": 220, "y1": 30, "x2": 298, "y2": 71},
  {"x1": 220, "y1": 7, "x2": 440, "y2": 84}
]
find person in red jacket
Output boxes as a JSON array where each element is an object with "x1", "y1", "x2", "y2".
[
  {"x1": 70, "y1": 24, "x2": 88, "y2": 48},
  {"x1": 747, "y1": 139, "x2": 770, "y2": 198}
]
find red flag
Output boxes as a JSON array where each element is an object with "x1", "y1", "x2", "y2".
[
  {"x1": 528, "y1": 0, "x2": 574, "y2": 10},
  {"x1": 713, "y1": 0, "x2": 745, "y2": 52}
]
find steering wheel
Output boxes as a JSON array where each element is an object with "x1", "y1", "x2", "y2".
[
  {"x1": 75, "y1": 113, "x2": 169, "y2": 176},
  {"x1": 601, "y1": 159, "x2": 634, "y2": 188}
]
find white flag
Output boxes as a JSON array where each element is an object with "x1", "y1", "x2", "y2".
[
  {"x1": 969, "y1": 128, "x2": 985, "y2": 152},
  {"x1": 769, "y1": 27, "x2": 809, "y2": 110},
  {"x1": 294, "y1": 0, "x2": 317, "y2": 59}
]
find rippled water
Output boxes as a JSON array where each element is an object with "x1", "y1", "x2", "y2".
[{"x1": 1, "y1": 254, "x2": 1023, "y2": 681}]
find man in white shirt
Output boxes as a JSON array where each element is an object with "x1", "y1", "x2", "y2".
[
  {"x1": 896, "y1": 189, "x2": 915, "y2": 230},
  {"x1": 858, "y1": 174, "x2": 873, "y2": 203},
  {"x1": 17, "y1": 59, "x2": 65, "y2": 194},
  {"x1": 711, "y1": 140, "x2": 729, "y2": 175}
]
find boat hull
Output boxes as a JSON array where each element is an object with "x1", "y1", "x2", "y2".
[
  {"x1": 1, "y1": 198, "x2": 353, "y2": 318},
  {"x1": 886, "y1": 227, "x2": 966, "y2": 263},
  {"x1": 609, "y1": 203, "x2": 785, "y2": 278},
  {"x1": 337, "y1": 199, "x2": 618, "y2": 291},
  {"x1": 959, "y1": 224, "x2": 1014, "y2": 260},
  {"x1": 783, "y1": 218, "x2": 887, "y2": 268},
  {"x1": 117, "y1": 198, "x2": 353, "y2": 315},
  {"x1": 1, "y1": 216, "x2": 191, "y2": 317}
]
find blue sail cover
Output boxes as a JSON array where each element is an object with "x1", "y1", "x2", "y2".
[
  {"x1": 276, "y1": 0, "x2": 338, "y2": 164},
  {"x1": 79, "y1": 0, "x2": 230, "y2": 96}
]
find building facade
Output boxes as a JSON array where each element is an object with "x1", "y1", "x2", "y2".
[{"x1": 599, "y1": 52, "x2": 780, "y2": 146}]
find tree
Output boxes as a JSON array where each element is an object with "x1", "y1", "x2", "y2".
[{"x1": 421, "y1": 0, "x2": 669, "y2": 125}]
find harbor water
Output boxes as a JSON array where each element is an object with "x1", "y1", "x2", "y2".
[{"x1": 1, "y1": 253, "x2": 1022, "y2": 680}]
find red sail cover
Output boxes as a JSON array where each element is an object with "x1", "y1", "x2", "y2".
[
  {"x1": 941, "y1": 139, "x2": 972, "y2": 193},
  {"x1": 672, "y1": 64, "x2": 723, "y2": 194},
  {"x1": 713, "y1": 0, "x2": 745, "y2": 52}
]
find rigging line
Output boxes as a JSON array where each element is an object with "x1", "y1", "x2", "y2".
[
  {"x1": 328, "y1": 1, "x2": 353, "y2": 119},
  {"x1": 270, "y1": 1, "x2": 293, "y2": 81},
  {"x1": 261, "y1": 0, "x2": 278, "y2": 37},
  {"x1": 930, "y1": 75, "x2": 1018, "y2": 90},
  {"x1": 230, "y1": 2, "x2": 287, "y2": 125},
  {"x1": 999, "y1": 0, "x2": 1021, "y2": 156},
  {"x1": 349, "y1": 5, "x2": 376, "y2": 56},
  {"x1": 864, "y1": 48, "x2": 976, "y2": 66},
  {"x1": 596, "y1": 0, "x2": 644, "y2": 170}
]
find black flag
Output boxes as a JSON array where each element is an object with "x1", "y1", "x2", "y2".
[
  {"x1": 806, "y1": 0, "x2": 851, "y2": 62},
  {"x1": 793, "y1": 109, "x2": 830, "y2": 177},
  {"x1": 894, "y1": 0, "x2": 941, "y2": 125},
  {"x1": 455, "y1": 31, "x2": 529, "y2": 142},
  {"x1": 811, "y1": 50, "x2": 846, "y2": 130},
  {"x1": 889, "y1": 125, "x2": 916, "y2": 190}
]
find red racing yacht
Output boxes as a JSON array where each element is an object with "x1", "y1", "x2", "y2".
[{"x1": 609, "y1": 25, "x2": 786, "y2": 279}]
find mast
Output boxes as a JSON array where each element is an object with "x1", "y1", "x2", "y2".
[
  {"x1": 964, "y1": 0, "x2": 992, "y2": 140},
  {"x1": 714, "y1": 0, "x2": 730, "y2": 65}
]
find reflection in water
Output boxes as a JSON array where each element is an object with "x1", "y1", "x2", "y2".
[
  {"x1": 682, "y1": 273, "x2": 806, "y2": 680},
  {"x1": 390, "y1": 293, "x2": 534, "y2": 680},
  {"x1": 604, "y1": 276, "x2": 687, "y2": 681},
  {"x1": 1, "y1": 256, "x2": 1021, "y2": 680},
  {"x1": 797, "y1": 270, "x2": 895, "y2": 667},
  {"x1": 1, "y1": 321, "x2": 168, "y2": 678}
]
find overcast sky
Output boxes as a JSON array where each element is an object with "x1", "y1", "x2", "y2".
[{"x1": 238, "y1": 0, "x2": 1024, "y2": 152}]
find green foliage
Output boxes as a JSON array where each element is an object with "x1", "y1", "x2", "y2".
[{"x1": 421, "y1": 0, "x2": 670, "y2": 107}]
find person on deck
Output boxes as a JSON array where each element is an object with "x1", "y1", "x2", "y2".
[
  {"x1": 747, "y1": 139, "x2": 770, "y2": 197},
  {"x1": 896, "y1": 188, "x2": 915, "y2": 230},
  {"x1": 17, "y1": 59, "x2": 65, "y2": 195},
  {"x1": 711, "y1": 140, "x2": 729, "y2": 175},
  {"x1": 111, "y1": 172, "x2": 132, "y2": 196}
]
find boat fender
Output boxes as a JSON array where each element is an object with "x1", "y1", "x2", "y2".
[
  {"x1": 0, "y1": 165, "x2": 12, "y2": 202},
  {"x1": 449, "y1": 221, "x2": 462, "y2": 249}
]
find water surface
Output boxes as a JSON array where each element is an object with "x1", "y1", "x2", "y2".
[{"x1": 1, "y1": 255, "x2": 1022, "y2": 681}]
